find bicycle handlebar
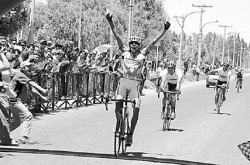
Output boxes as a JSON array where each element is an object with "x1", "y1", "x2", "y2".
[
  {"x1": 157, "y1": 90, "x2": 181, "y2": 100},
  {"x1": 104, "y1": 97, "x2": 135, "y2": 111},
  {"x1": 157, "y1": 90, "x2": 181, "y2": 94}
]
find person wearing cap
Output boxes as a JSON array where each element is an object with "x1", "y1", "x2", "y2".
[
  {"x1": 106, "y1": 11, "x2": 171, "y2": 146},
  {"x1": 157, "y1": 60, "x2": 183, "y2": 120},
  {"x1": 18, "y1": 39, "x2": 27, "y2": 52},
  {"x1": 11, "y1": 39, "x2": 17, "y2": 47}
]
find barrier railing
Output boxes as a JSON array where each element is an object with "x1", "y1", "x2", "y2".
[{"x1": 26, "y1": 69, "x2": 120, "y2": 113}]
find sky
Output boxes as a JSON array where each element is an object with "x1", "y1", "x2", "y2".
[{"x1": 163, "y1": 0, "x2": 250, "y2": 43}]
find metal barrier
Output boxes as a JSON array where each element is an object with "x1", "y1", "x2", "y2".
[{"x1": 25, "y1": 69, "x2": 120, "y2": 113}]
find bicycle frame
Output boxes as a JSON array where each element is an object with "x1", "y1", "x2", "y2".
[
  {"x1": 161, "y1": 90, "x2": 180, "y2": 131},
  {"x1": 215, "y1": 84, "x2": 227, "y2": 114},
  {"x1": 107, "y1": 93, "x2": 134, "y2": 158},
  {"x1": 236, "y1": 78, "x2": 242, "y2": 93}
]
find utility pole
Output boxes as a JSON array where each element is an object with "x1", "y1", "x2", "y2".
[
  {"x1": 232, "y1": 33, "x2": 238, "y2": 67},
  {"x1": 78, "y1": 0, "x2": 82, "y2": 49},
  {"x1": 240, "y1": 42, "x2": 243, "y2": 68},
  {"x1": 228, "y1": 32, "x2": 239, "y2": 67},
  {"x1": 212, "y1": 34, "x2": 217, "y2": 68},
  {"x1": 128, "y1": 0, "x2": 134, "y2": 40},
  {"x1": 174, "y1": 11, "x2": 199, "y2": 64},
  {"x1": 192, "y1": 33, "x2": 195, "y2": 59},
  {"x1": 192, "y1": 4, "x2": 213, "y2": 67},
  {"x1": 219, "y1": 25, "x2": 232, "y2": 63}
]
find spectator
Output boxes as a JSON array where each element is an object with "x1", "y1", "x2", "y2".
[{"x1": 0, "y1": 51, "x2": 19, "y2": 146}]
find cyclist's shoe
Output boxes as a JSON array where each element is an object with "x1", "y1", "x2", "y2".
[
  {"x1": 18, "y1": 137, "x2": 35, "y2": 145},
  {"x1": 170, "y1": 112, "x2": 176, "y2": 120},
  {"x1": 222, "y1": 95, "x2": 226, "y2": 101},
  {"x1": 125, "y1": 133, "x2": 133, "y2": 147},
  {"x1": 161, "y1": 111, "x2": 164, "y2": 119}
]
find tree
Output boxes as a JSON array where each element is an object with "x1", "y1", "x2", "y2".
[{"x1": 0, "y1": 2, "x2": 29, "y2": 37}]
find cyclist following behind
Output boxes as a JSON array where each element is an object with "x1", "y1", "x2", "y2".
[
  {"x1": 106, "y1": 11, "x2": 171, "y2": 146},
  {"x1": 213, "y1": 62, "x2": 231, "y2": 110},
  {"x1": 157, "y1": 60, "x2": 183, "y2": 120},
  {"x1": 235, "y1": 67, "x2": 243, "y2": 89}
]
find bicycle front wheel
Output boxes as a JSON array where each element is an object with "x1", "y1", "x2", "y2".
[
  {"x1": 237, "y1": 81, "x2": 240, "y2": 93},
  {"x1": 114, "y1": 118, "x2": 125, "y2": 158},
  {"x1": 123, "y1": 108, "x2": 130, "y2": 153},
  {"x1": 163, "y1": 106, "x2": 171, "y2": 131},
  {"x1": 217, "y1": 91, "x2": 222, "y2": 114}
]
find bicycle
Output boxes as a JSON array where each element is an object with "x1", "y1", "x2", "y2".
[
  {"x1": 236, "y1": 78, "x2": 242, "y2": 93},
  {"x1": 105, "y1": 92, "x2": 135, "y2": 158},
  {"x1": 158, "y1": 90, "x2": 180, "y2": 131},
  {"x1": 214, "y1": 84, "x2": 228, "y2": 114}
]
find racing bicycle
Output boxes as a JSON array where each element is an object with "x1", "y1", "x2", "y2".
[
  {"x1": 236, "y1": 78, "x2": 242, "y2": 93},
  {"x1": 105, "y1": 92, "x2": 135, "y2": 158},
  {"x1": 214, "y1": 84, "x2": 228, "y2": 114},
  {"x1": 158, "y1": 90, "x2": 180, "y2": 131}
]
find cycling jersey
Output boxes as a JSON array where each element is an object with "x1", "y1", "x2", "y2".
[
  {"x1": 120, "y1": 47, "x2": 146, "y2": 81},
  {"x1": 159, "y1": 68, "x2": 183, "y2": 92},
  {"x1": 115, "y1": 47, "x2": 146, "y2": 103},
  {"x1": 216, "y1": 67, "x2": 231, "y2": 82},
  {"x1": 236, "y1": 71, "x2": 243, "y2": 79}
]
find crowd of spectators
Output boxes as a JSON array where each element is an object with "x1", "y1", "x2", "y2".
[{"x1": 0, "y1": 35, "x2": 127, "y2": 145}]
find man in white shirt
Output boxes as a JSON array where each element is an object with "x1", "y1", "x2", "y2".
[
  {"x1": 214, "y1": 62, "x2": 231, "y2": 110},
  {"x1": 157, "y1": 60, "x2": 183, "y2": 120}
]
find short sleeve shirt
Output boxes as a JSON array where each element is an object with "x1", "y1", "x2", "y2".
[
  {"x1": 216, "y1": 67, "x2": 231, "y2": 81},
  {"x1": 120, "y1": 47, "x2": 146, "y2": 79},
  {"x1": 160, "y1": 68, "x2": 183, "y2": 85}
]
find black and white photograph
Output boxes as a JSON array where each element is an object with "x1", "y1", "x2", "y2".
[{"x1": 0, "y1": 0, "x2": 249, "y2": 164}]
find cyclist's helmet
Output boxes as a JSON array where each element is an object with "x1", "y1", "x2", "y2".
[
  {"x1": 129, "y1": 36, "x2": 141, "y2": 45},
  {"x1": 167, "y1": 60, "x2": 176, "y2": 68},
  {"x1": 222, "y1": 62, "x2": 229, "y2": 67}
]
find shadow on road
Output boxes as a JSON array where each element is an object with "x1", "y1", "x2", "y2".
[
  {"x1": 0, "y1": 147, "x2": 218, "y2": 165},
  {"x1": 159, "y1": 128, "x2": 184, "y2": 132},
  {"x1": 209, "y1": 112, "x2": 231, "y2": 116}
]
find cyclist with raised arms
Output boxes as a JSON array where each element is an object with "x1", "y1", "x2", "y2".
[
  {"x1": 157, "y1": 60, "x2": 183, "y2": 120},
  {"x1": 106, "y1": 11, "x2": 170, "y2": 146},
  {"x1": 213, "y1": 62, "x2": 231, "y2": 110}
]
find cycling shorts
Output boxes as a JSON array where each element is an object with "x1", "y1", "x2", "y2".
[
  {"x1": 116, "y1": 78, "x2": 140, "y2": 101},
  {"x1": 216, "y1": 80, "x2": 227, "y2": 88},
  {"x1": 168, "y1": 82, "x2": 177, "y2": 91}
]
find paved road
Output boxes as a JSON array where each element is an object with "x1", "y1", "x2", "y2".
[{"x1": 0, "y1": 74, "x2": 249, "y2": 165}]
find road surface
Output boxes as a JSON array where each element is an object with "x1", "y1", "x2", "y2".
[{"x1": 0, "y1": 74, "x2": 249, "y2": 165}]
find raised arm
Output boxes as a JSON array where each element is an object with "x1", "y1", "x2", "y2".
[
  {"x1": 106, "y1": 12, "x2": 124, "y2": 51},
  {"x1": 0, "y1": 52, "x2": 10, "y2": 72},
  {"x1": 144, "y1": 22, "x2": 171, "y2": 52}
]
